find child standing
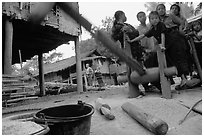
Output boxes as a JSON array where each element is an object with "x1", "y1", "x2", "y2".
[
  {"x1": 136, "y1": 11, "x2": 159, "y2": 92},
  {"x1": 136, "y1": 11, "x2": 155, "y2": 52},
  {"x1": 191, "y1": 20, "x2": 202, "y2": 66},
  {"x1": 129, "y1": 11, "x2": 191, "y2": 90}
]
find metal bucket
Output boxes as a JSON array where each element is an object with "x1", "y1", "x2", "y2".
[{"x1": 33, "y1": 101, "x2": 94, "y2": 135}]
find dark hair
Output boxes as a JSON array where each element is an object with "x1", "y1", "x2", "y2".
[
  {"x1": 149, "y1": 11, "x2": 160, "y2": 19},
  {"x1": 113, "y1": 10, "x2": 125, "y2": 25},
  {"x1": 192, "y1": 20, "x2": 202, "y2": 30},
  {"x1": 114, "y1": 10, "x2": 124, "y2": 21},
  {"x1": 137, "y1": 11, "x2": 145, "y2": 19},
  {"x1": 156, "y1": 3, "x2": 166, "y2": 11},
  {"x1": 170, "y1": 4, "x2": 181, "y2": 16}
]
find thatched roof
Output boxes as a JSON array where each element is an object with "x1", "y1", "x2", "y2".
[{"x1": 34, "y1": 49, "x2": 106, "y2": 76}]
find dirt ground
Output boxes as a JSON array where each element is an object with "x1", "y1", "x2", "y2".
[{"x1": 2, "y1": 84, "x2": 202, "y2": 135}]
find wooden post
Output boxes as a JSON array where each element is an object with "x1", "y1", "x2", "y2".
[
  {"x1": 19, "y1": 49, "x2": 26, "y2": 93},
  {"x1": 38, "y1": 53, "x2": 45, "y2": 96},
  {"x1": 4, "y1": 17, "x2": 13, "y2": 74},
  {"x1": 75, "y1": 37, "x2": 83, "y2": 93},
  {"x1": 18, "y1": 50, "x2": 23, "y2": 76},
  {"x1": 123, "y1": 34, "x2": 140, "y2": 98},
  {"x1": 18, "y1": 50, "x2": 23, "y2": 69},
  {"x1": 156, "y1": 46, "x2": 171, "y2": 99}
]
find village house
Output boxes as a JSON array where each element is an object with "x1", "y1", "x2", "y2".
[
  {"x1": 34, "y1": 49, "x2": 126, "y2": 87},
  {"x1": 2, "y1": 2, "x2": 82, "y2": 96}
]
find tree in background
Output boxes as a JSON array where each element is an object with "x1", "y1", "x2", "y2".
[
  {"x1": 144, "y1": 2, "x2": 162, "y2": 12},
  {"x1": 101, "y1": 16, "x2": 114, "y2": 33},
  {"x1": 175, "y1": 2, "x2": 194, "y2": 18},
  {"x1": 194, "y1": 2, "x2": 202, "y2": 15},
  {"x1": 43, "y1": 50, "x2": 63, "y2": 64},
  {"x1": 79, "y1": 38, "x2": 98, "y2": 53},
  {"x1": 79, "y1": 16, "x2": 117, "y2": 59},
  {"x1": 144, "y1": 2, "x2": 199, "y2": 19},
  {"x1": 12, "y1": 50, "x2": 63, "y2": 76}
]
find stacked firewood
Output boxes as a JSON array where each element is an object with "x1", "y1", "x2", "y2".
[{"x1": 2, "y1": 74, "x2": 38, "y2": 107}]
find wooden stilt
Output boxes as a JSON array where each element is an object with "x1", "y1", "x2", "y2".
[
  {"x1": 124, "y1": 34, "x2": 140, "y2": 98},
  {"x1": 156, "y1": 46, "x2": 171, "y2": 99},
  {"x1": 4, "y1": 17, "x2": 13, "y2": 74},
  {"x1": 18, "y1": 50, "x2": 23, "y2": 70},
  {"x1": 127, "y1": 67, "x2": 140, "y2": 98},
  {"x1": 38, "y1": 53, "x2": 45, "y2": 96},
  {"x1": 75, "y1": 36, "x2": 83, "y2": 93}
]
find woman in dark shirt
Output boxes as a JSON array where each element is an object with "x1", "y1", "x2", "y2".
[
  {"x1": 170, "y1": 4, "x2": 188, "y2": 31},
  {"x1": 111, "y1": 10, "x2": 145, "y2": 63}
]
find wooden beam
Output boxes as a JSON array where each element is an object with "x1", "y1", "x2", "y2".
[
  {"x1": 121, "y1": 102, "x2": 168, "y2": 135},
  {"x1": 18, "y1": 50, "x2": 23, "y2": 70},
  {"x1": 124, "y1": 34, "x2": 140, "y2": 98},
  {"x1": 156, "y1": 46, "x2": 171, "y2": 99},
  {"x1": 75, "y1": 36, "x2": 83, "y2": 93},
  {"x1": 38, "y1": 53, "x2": 45, "y2": 96},
  {"x1": 4, "y1": 17, "x2": 13, "y2": 74}
]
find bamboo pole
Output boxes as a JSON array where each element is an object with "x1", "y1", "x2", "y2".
[{"x1": 123, "y1": 33, "x2": 140, "y2": 98}]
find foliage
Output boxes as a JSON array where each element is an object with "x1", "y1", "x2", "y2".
[
  {"x1": 12, "y1": 50, "x2": 63, "y2": 75},
  {"x1": 101, "y1": 16, "x2": 114, "y2": 33},
  {"x1": 175, "y1": 2, "x2": 194, "y2": 18},
  {"x1": 144, "y1": 2, "x2": 198, "y2": 19},
  {"x1": 144, "y1": 2, "x2": 162, "y2": 12},
  {"x1": 194, "y1": 2, "x2": 202, "y2": 15},
  {"x1": 80, "y1": 16, "x2": 117, "y2": 59},
  {"x1": 79, "y1": 38, "x2": 98, "y2": 53},
  {"x1": 43, "y1": 50, "x2": 63, "y2": 64}
]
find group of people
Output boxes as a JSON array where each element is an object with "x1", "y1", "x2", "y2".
[
  {"x1": 85, "y1": 64, "x2": 104, "y2": 90},
  {"x1": 111, "y1": 3, "x2": 202, "y2": 95}
]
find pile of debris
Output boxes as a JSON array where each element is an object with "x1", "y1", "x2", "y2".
[{"x1": 43, "y1": 82, "x2": 86, "y2": 95}]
